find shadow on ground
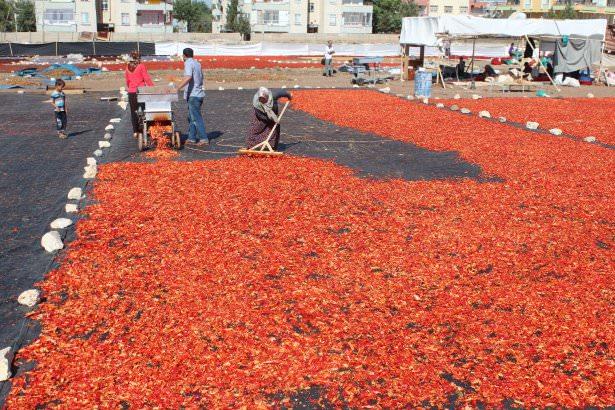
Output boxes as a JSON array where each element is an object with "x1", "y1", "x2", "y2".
[{"x1": 136, "y1": 90, "x2": 488, "y2": 182}]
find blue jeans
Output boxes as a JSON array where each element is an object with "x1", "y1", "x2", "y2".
[{"x1": 187, "y1": 96, "x2": 207, "y2": 142}]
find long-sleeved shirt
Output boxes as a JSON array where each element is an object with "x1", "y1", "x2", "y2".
[{"x1": 125, "y1": 63, "x2": 154, "y2": 93}]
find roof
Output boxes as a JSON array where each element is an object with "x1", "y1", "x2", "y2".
[{"x1": 400, "y1": 15, "x2": 608, "y2": 45}]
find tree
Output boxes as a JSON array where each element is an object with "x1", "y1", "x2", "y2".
[
  {"x1": 546, "y1": 2, "x2": 578, "y2": 19},
  {"x1": 173, "y1": 0, "x2": 212, "y2": 32},
  {"x1": 225, "y1": 0, "x2": 239, "y2": 31},
  {"x1": 15, "y1": 0, "x2": 36, "y2": 32},
  {"x1": 192, "y1": 1, "x2": 212, "y2": 33},
  {"x1": 235, "y1": 14, "x2": 251, "y2": 39},
  {"x1": 373, "y1": 0, "x2": 418, "y2": 33},
  {"x1": 0, "y1": 0, "x2": 15, "y2": 32}
]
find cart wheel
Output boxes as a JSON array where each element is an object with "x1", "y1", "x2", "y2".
[
  {"x1": 138, "y1": 133, "x2": 145, "y2": 151},
  {"x1": 173, "y1": 131, "x2": 181, "y2": 149}
]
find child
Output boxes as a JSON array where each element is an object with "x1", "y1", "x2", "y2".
[{"x1": 50, "y1": 79, "x2": 68, "y2": 139}]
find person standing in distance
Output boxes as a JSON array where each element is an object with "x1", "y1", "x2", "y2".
[
  {"x1": 177, "y1": 48, "x2": 208, "y2": 145},
  {"x1": 323, "y1": 40, "x2": 335, "y2": 77}
]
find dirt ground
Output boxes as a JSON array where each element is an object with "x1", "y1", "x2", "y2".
[{"x1": 2, "y1": 65, "x2": 614, "y2": 99}]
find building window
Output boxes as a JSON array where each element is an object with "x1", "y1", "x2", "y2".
[
  {"x1": 121, "y1": 0, "x2": 129, "y2": 3},
  {"x1": 294, "y1": 13, "x2": 301, "y2": 25},
  {"x1": 102, "y1": 0, "x2": 108, "y2": 10},
  {"x1": 541, "y1": 0, "x2": 549, "y2": 7},
  {"x1": 44, "y1": 9, "x2": 74, "y2": 24},
  {"x1": 429, "y1": 5, "x2": 438, "y2": 12},
  {"x1": 329, "y1": 0, "x2": 336, "y2": 4},
  {"x1": 309, "y1": 2, "x2": 315, "y2": 11},
  {"x1": 329, "y1": 13, "x2": 336, "y2": 25},
  {"x1": 342, "y1": 0, "x2": 363, "y2": 4},
  {"x1": 524, "y1": 0, "x2": 531, "y2": 6},
  {"x1": 138, "y1": 10, "x2": 164, "y2": 24},
  {"x1": 342, "y1": 12, "x2": 371, "y2": 26},
  {"x1": 121, "y1": 13, "x2": 130, "y2": 25},
  {"x1": 459, "y1": 6, "x2": 468, "y2": 13},
  {"x1": 81, "y1": 12, "x2": 89, "y2": 24},
  {"x1": 444, "y1": 6, "x2": 453, "y2": 13},
  {"x1": 258, "y1": 9, "x2": 280, "y2": 24}
]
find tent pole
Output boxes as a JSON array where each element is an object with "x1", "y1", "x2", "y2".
[
  {"x1": 469, "y1": 37, "x2": 476, "y2": 90},
  {"x1": 525, "y1": 34, "x2": 560, "y2": 92},
  {"x1": 598, "y1": 40, "x2": 605, "y2": 86}
]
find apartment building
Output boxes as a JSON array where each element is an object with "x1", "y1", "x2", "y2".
[
  {"x1": 212, "y1": 0, "x2": 373, "y2": 34},
  {"x1": 428, "y1": 0, "x2": 471, "y2": 15},
  {"x1": 35, "y1": 0, "x2": 173, "y2": 33},
  {"x1": 496, "y1": 0, "x2": 615, "y2": 20}
]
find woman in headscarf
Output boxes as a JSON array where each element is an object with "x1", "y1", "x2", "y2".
[
  {"x1": 125, "y1": 51, "x2": 154, "y2": 138},
  {"x1": 246, "y1": 87, "x2": 291, "y2": 150}
]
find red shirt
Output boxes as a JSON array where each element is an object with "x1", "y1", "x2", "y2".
[{"x1": 125, "y1": 63, "x2": 154, "y2": 93}]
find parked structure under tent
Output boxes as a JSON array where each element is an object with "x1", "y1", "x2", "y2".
[{"x1": 399, "y1": 15, "x2": 608, "y2": 90}]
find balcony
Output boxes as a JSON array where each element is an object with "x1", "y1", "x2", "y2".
[{"x1": 136, "y1": 0, "x2": 173, "y2": 11}]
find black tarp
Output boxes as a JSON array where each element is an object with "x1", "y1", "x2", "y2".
[{"x1": 0, "y1": 42, "x2": 155, "y2": 57}]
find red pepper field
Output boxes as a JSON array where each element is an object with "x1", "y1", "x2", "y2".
[
  {"x1": 5, "y1": 91, "x2": 614, "y2": 408},
  {"x1": 438, "y1": 97, "x2": 615, "y2": 145}
]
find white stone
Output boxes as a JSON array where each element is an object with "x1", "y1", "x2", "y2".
[
  {"x1": 294, "y1": 85, "x2": 300, "y2": 88},
  {"x1": 549, "y1": 128, "x2": 563, "y2": 136},
  {"x1": 352, "y1": 84, "x2": 359, "y2": 88},
  {"x1": 218, "y1": 86, "x2": 225, "y2": 91},
  {"x1": 460, "y1": 108, "x2": 471, "y2": 114},
  {"x1": 422, "y1": 98, "x2": 429, "y2": 104},
  {"x1": 237, "y1": 87, "x2": 243, "y2": 90},
  {"x1": 450, "y1": 105, "x2": 459, "y2": 111},
  {"x1": 498, "y1": 117, "x2": 507, "y2": 123},
  {"x1": 453, "y1": 94, "x2": 461, "y2": 100},
  {"x1": 118, "y1": 101, "x2": 128, "y2": 110},
  {"x1": 0, "y1": 347, "x2": 13, "y2": 381},
  {"x1": 50, "y1": 218, "x2": 73, "y2": 229},
  {"x1": 436, "y1": 103, "x2": 445, "y2": 108},
  {"x1": 104, "y1": 133, "x2": 112, "y2": 140},
  {"x1": 478, "y1": 110, "x2": 491, "y2": 118},
  {"x1": 378, "y1": 87, "x2": 391, "y2": 94},
  {"x1": 587, "y1": 93, "x2": 594, "y2": 98},
  {"x1": 67, "y1": 187, "x2": 82, "y2": 200},
  {"x1": 86, "y1": 157, "x2": 96, "y2": 166},
  {"x1": 471, "y1": 94, "x2": 482, "y2": 100},
  {"x1": 281, "y1": 85, "x2": 287, "y2": 89},
  {"x1": 65, "y1": 203, "x2": 78, "y2": 213},
  {"x1": 83, "y1": 164, "x2": 97, "y2": 179},
  {"x1": 41, "y1": 231, "x2": 63, "y2": 252},
  {"x1": 99, "y1": 141, "x2": 111, "y2": 149},
  {"x1": 17, "y1": 90, "x2": 24, "y2": 94},
  {"x1": 109, "y1": 118, "x2": 121, "y2": 123},
  {"x1": 104, "y1": 125, "x2": 114, "y2": 131},
  {"x1": 584, "y1": 136, "x2": 596, "y2": 143},
  {"x1": 93, "y1": 149, "x2": 103, "y2": 157},
  {"x1": 526, "y1": 121, "x2": 539, "y2": 130},
  {"x1": 406, "y1": 95, "x2": 414, "y2": 100},
  {"x1": 18, "y1": 289, "x2": 40, "y2": 307}
]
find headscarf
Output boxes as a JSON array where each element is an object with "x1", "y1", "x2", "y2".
[{"x1": 252, "y1": 87, "x2": 278, "y2": 122}]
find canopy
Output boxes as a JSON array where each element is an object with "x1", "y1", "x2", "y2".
[{"x1": 400, "y1": 16, "x2": 608, "y2": 45}]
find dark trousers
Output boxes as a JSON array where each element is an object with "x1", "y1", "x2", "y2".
[
  {"x1": 55, "y1": 111, "x2": 67, "y2": 132},
  {"x1": 128, "y1": 92, "x2": 145, "y2": 133}
]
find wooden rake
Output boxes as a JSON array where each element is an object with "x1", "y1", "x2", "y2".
[{"x1": 237, "y1": 101, "x2": 290, "y2": 156}]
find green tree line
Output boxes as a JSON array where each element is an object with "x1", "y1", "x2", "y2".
[{"x1": 0, "y1": 0, "x2": 36, "y2": 32}]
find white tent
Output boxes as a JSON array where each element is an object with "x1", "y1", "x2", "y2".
[{"x1": 400, "y1": 16, "x2": 608, "y2": 45}]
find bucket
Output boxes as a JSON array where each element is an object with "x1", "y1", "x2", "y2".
[{"x1": 414, "y1": 70, "x2": 432, "y2": 98}]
